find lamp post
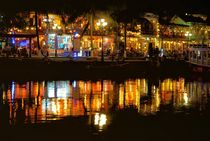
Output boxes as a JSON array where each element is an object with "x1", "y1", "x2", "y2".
[
  {"x1": 185, "y1": 31, "x2": 192, "y2": 48},
  {"x1": 97, "y1": 19, "x2": 107, "y2": 62}
]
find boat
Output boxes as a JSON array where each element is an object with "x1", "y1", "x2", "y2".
[{"x1": 186, "y1": 45, "x2": 210, "y2": 72}]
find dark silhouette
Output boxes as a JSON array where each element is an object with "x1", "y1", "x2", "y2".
[
  {"x1": 0, "y1": 101, "x2": 10, "y2": 127},
  {"x1": 16, "y1": 105, "x2": 25, "y2": 126},
  {"x1": 148, "y1": 43, "x2": 153, "y2": 59}
]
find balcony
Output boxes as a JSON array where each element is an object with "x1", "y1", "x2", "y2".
[{"x1": 141, "y1": 31, "x2": 155, "y2": 36}]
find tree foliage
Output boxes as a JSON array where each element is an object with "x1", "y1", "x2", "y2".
[{"x1": 0, "y1": 12, "x2": 27, "y2": 34}]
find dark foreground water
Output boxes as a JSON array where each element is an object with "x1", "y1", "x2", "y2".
[{"x1": 0, "y1": 77, "x2": 210, "y2": 140}]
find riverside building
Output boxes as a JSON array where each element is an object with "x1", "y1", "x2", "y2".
[{"x1": 0, "y1": 11, "x2": 209, "y2": 58}]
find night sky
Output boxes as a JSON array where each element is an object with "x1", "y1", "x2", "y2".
[{"x1": 1, "y1": 0, "x2": 209, "y2": 16}]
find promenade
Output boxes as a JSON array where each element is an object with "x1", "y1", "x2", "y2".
[{"x1": 0, "y1": 56, "x2": 192, "y2": 81}]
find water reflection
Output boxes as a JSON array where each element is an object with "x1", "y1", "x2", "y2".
[
  {"x1": 94, "y1": 113, "x2": 107, "y2": 131},
  {"x1": 0, "y1": 78, "x2": 210, "y2": 130}
]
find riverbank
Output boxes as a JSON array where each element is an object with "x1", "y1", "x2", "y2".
[{"x1": 0, "y1": 57, "x2": 208, "y2": 81}]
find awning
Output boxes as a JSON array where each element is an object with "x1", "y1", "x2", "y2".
[{"x1": 0, "y1": 34, "x2": 37, "y2": 38}]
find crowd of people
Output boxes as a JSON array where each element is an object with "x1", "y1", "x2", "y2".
[
  {"x1": 0, "y1": 45, "x2": 29, "y2": 58},
  {"x1": 0, "y1": 43, "x2": 189, "y2": 61},
  {"x1": 0, "y1": 44, "x2": 46, "y2": 58}
]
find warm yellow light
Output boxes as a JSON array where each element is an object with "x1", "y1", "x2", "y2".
[
  {"x1": 101, "y1": 19, "x2": 105, "y2": 23},
  {"x1": 52, "y1": 101, "x2": 57, "y2": 114},
  {"x1": 99, "y1": 114, "x2": 107, "y2": 127},
  {"x1": 102, "y1": 22, "x2": 107, "y2": 27},
  {"x1": 96, "y1": 22, "x2": 100, "y2": 26},
  {"x1": 2, "y1": 91, "x2": 6, "y2": 101},
  {"x1": 97, "y1": 19, "x2": 107, "y2": 27},
  {"x1": 94, "y1": 113, "x2": 100, "y2": 125},
  {"x1": 94, "y1": 113, "x2": 107, "y2": 130},
  {"x1": 104, "y1": 38, "x2": 108, "y2": 42},
  {"x1": 185, "y1": 32, "x2": 192, "y2": 37},
  {"x1": 183, "y1": 91, "x2": 188, "y2": 105}
]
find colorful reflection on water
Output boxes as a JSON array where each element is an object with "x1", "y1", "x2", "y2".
[{"x1": 0, "y1": 78, "x2": 210, "y2": 130}]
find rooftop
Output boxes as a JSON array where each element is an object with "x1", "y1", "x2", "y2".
[{"x1": 179, "y1": 15, "x2": 206, "y2": 23}]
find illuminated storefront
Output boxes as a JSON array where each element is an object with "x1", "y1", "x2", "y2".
[
  {"x1": 47, "y1": 34, "x2": 73, "y2": 57},
  {"x1": 161, "y1": 40, "x2": 186, "y2": 52},
  {"x1": 81, "y1": 35, "x2": 115, "y2": 57}
]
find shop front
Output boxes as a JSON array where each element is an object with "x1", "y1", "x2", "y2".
[
  {"x1": 47, "y1": 34, "x2": 73, "y2": 57},
  {"x1": 122, "y1": 36, "x2": 158, "y2": 57},
  {"x1": 81, "y1": 35, "x2": 115, "y2": 57}
]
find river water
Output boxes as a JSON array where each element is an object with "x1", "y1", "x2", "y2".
[{"x1": 0, "y1": 77, "x2": 210, "y2": 133}]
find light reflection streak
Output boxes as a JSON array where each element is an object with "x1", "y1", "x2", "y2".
[
  {"x1": 94, "y1": 113, "x2": 107, "y2": 130},
  {"x1": 73, "y1": 81, "x2": 76, "y2": 88},
  {"x1": 183, "y1": 91, "x2": 189, "y2": 105},
  {"x1": 155, "y1": 88, "x2": 160, "y2": 109},
  {"x1": 11, "y1": 81, "x2": 15, "y2": 104},
  {"x1": 51, "y1": 100, "x2": 57, "y2": 114},
  {"x1": 99, "y1": 114, "x2": 107, "y2": 127},
  {"x1": 0, "y1": 78, "x2": 209, "y2": 129},
  {"x1": 94, "y1": 113, "x2": 99, "y2": 125},
  {"x1": 48, "y1": 81, "x2": 55, "y2": 98},
  {"x1": 3, "y1": 91, "x2": 6, "y2": 103}
]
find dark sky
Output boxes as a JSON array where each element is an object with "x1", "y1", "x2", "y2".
[{"x1": 1, "y1": 0, "x2": 209, "y2": 16}]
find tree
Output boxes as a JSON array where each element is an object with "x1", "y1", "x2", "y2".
[
  {"x1": 0, "y1": 12, "x2": 27, "y2": 44},
  {"x1": 35, "y1": 11, "x2": 40, "y2": 50},
  {"x1": 0, "y1": 12, "x2": 27, "y2": 34},
  {"x1": 110, "y1": 6, "x2": 144, "y2": 60}
]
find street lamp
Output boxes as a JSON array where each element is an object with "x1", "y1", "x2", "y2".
[
  {"x1": 185, "y1": 31, "x2": 192, "y2": 48},
  {"x1": 97, "y1": 19, "x2": 107, "y2": 62}
]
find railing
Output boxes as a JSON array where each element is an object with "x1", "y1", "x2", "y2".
[
  {"x1": 160, "y1": 35, "x2": 186, "y2": 39},
  {"x1": 188, "y1": 47, "x2": 210, "y2": 67}
]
